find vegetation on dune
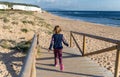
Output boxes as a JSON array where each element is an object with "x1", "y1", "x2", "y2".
[
  {"x1": 18, "y1": 11, "x2": 34, "y2": 15},
  {"x1": 11, "y1": 21, "x2": 18, "y2": 25},
  {"x1": 0, "y1": 39, "x2": 16, "y2": 49},
  {"x1": 0, "y1": 5, "x2": 53, "y2": 77},
  {"x1": 14, "y1": 40, "x2": 31, "y2": 53},
  {"x1": 3, "y1": 17, "x2": 9, "y2": 23},
  {"x1": 3, "y1": 25, "x2": 12, "y2": 30},
  {"x1": 22, "y1": 20, "x2": 34, "y2": 25},
  {"x1": 0, "y1": 39, "x2": 31, "y2": 53},
  {"x1": 0, "y1": 10, "x2": 53, "y2": 54},
  {"x1": 21, "y1": 28, "x2": 29, "y2": 33}
]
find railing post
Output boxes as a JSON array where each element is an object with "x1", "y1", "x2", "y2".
[
  {"x1": 37, "y1": 33, "x2": 39, "y2": 46},
  {"x1": 70, "y1": 31, "x2": 72, "y2": 47},
  {"x1": 114, "y1": 45, "x2": 120, "y2": 77},
  {"x1": 83, "y1": 35, "x2": 86, "y2": 56}
]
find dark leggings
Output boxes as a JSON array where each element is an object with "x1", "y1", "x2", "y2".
[{"x1": 54, "y1": 49, "x2": 62, "y2": 65}]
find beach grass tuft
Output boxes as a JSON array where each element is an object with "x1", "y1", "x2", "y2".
[
  {"x1": 21, "y1": 28, "x2": 29, "y2": 33},
  {"x1": 22, "y1": 20, "x2": 34, "y2": 25},
  {"x1": 11, "y1": 21, "x2": 18, "y2": 25},
  {"x1": 14, "y1": 40, "x2": 31, "y2": 53},
  {"x1": 18, "y1": 11, "x2": 33, "y2": 15},
  {"x1": 3, "y1": 17, "x2": 9, "y2": 23},
  {"x1": 3, "y1": 25, "x2": 12, "y2": 30},
  {"x1": 0, "y1": 39, "x2": 16, "y2": 49}
]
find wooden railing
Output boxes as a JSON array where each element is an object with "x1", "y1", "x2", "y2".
[
  {"x1": 70, "y1": 31, "x2": 120, "y2": 77},
  {"x1": 18, "y1": 34, "x2": 39, "y2": 77}
]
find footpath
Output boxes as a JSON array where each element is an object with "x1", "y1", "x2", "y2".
[{"x1": 36, "y1": 47, "x2": 113, "y2": 77}]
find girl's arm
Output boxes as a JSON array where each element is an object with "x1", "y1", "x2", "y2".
[
  {"x1": 49, "y1": 35, "x2": 54, "y2": 50},
  {"x1": 62, "y1": 36, "x2": 69, "y2": 47}
]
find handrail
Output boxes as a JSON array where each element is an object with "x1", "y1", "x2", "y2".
[
  {"x1": 71, "y1": 31, "x2": 120, "y2": 44},
  {"x1": 18, "y1": 34, "x2": 39, "y2": 77},
  {"x1": 70, "y1": 31, "x2": 120, "y2": 77}
]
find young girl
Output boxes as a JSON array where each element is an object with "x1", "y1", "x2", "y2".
[{"x1": 48, "y1": 25, "x2": 69, "y2": 71}]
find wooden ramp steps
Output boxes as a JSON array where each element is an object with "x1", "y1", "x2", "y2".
[{"x1": 36, "y1": 47, "x2": 113, "y2": 77}]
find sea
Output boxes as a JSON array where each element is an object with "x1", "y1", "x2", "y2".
[{"x1": 46, "y1": 10, "x2": 120, "y2": 27}]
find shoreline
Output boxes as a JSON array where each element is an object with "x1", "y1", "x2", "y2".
[{"x1": 47, "y1": 11, "x2": 120, "y2": 28}]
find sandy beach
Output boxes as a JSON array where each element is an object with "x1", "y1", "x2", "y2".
[{"x1": 0, "y1": 10, "x2": 120, "y2": 77}]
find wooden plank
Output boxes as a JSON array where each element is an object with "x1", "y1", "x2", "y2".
[
  {"x1": 71, "y1": 33, "x2": 83, "y2": 55},
  {"x1": 31, "y1": 57, "x2": 36, "y2": 77},
  {"x1": 70, "y1": 32, "x2": 72, "y2": 47},
  {"x1": 71, "y1": 31, "x2": 120, "y2": 44},
  {"x1": 114, "y1": 45, "x2": 120, "y2": 77},
  {"x1": 84, "y1": 45, "x2": 117, "y2": 56},
  {"x1": 83, "y1": 35, "x2": 86, "y2": 56},
  {"x1": 36, "y1": 48, "x2": 114, "y2": 77}
]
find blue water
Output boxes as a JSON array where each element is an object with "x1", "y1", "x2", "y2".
[{"x1": 46, "y1": 10, "x2": 120, "y2": 27}]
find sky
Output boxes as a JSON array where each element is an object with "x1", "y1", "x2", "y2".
[{"x1": 0, "y1": 0, "x2": 120, "y2": 11}]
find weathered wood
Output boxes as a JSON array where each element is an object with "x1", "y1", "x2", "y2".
[
  {"x1": 71, "y1": 33, "x2": 83, "y2": 55},
  {"x1": 71, "y1": 31, "x2": 120, "y2": 44},
  {"x1": 70, "y1": 31, "x2": 120, "y2": 77},
  {"x1": 83, "y1": 35, "x2": 86, "y2": 56},
  {"x1": 70, "y1": 32, "x2": 72, "y2": 47},
  {"x1": 31, "y1": 56, "x2": 36, "y2": 77},
  {"x1": 36, "y1": 47, "x2": 114, "y2": 77},
  {"x1": 114, "y1": 45, "x2": 120, "y2": 77},
  {"x1": 84, "y1": 45, "x2": 117, "y2": 56},
  {"x1": 37, "y1": 33, "x2": 39, "y2": 45},
  {"x1": 19, "y1": 34, "x2": 38, "y2": 77}
]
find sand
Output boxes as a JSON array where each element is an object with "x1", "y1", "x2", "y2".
[{"x1": 0, "y1": 10, "x2": 120, "y2": 77}]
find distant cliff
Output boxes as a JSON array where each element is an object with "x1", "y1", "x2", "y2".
[
  {"x1": 0, "y1": 1, "x2": 42, "y2": 12},
  {"x1": 0, "y1": 1, "x2": 39, "y2": 7}
]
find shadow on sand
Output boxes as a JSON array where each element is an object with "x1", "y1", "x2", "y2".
[{"x1": 0, "y1": 50, "x2": 25, "y2": 77}]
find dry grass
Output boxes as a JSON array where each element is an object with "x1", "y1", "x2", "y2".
[{"x1": 21, "y1": 28, "x2": 29, "y2": 33}]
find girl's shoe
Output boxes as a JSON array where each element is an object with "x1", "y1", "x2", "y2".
[
  {"x1": 54, "y1": 58, "x2": 58, "y2": 67},
  {"x1": 54, "y1": 64, "x2": 58, "y2": 67},
  {"x1": 60, "y1": 64, "x2": 64, "y2": 71}
]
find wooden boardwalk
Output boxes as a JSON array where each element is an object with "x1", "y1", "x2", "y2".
[{"x1": 36, "y1": 47, "x2": 113, "y2": 77}]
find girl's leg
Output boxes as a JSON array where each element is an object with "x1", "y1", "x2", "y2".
[
  {"x1": 54, "y1": 49, "x2": 58, "y2": 66},
  {"x1": 58, "y1": 49, "x2": 62, "y2": 64},
  {"x1": 58, "y1": 49, "x2": 64, "y2": 71}
]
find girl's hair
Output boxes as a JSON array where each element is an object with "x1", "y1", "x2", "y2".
[{"x1": 53, "y1": 25, "x2": 62, "y2": 34}]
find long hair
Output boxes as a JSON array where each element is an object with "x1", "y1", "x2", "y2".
[{"x1": 53, "y1": 25, "x2": 62, "y2": 34}]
